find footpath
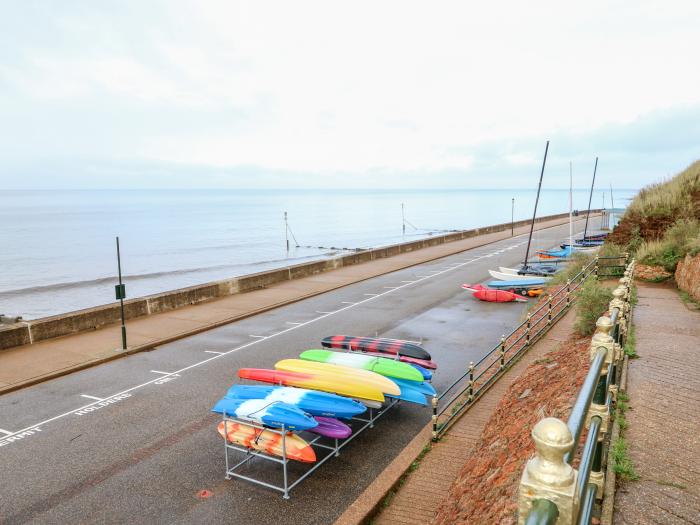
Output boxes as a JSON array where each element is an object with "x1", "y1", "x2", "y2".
[
  {"x1": 0, "y1": 215, "x2": 587, "y2": 395},
  {"x1": 614, "y1": 283, "x2": 700, "y2": 524},
  {"x1": 335, "y1": 302, "x2": 580, "y2": 525}
]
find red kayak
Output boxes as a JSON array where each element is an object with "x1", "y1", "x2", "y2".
[{"x1": 462, "y1": 284, "x2": 528, "y2": 303}]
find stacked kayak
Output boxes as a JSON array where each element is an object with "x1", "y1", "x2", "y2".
[
  {"x1": 462, "y1": 283, "x2": 527, "y2": 303},
  {"x1": 214, "y1": 336, "x2": 439, "y2": 463}
]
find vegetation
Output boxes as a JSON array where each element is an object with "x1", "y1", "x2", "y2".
[
  {"x1": 548, "y1": 252, "x2": 595, "y2": 286},
  {"x1": 611, "y1": 437, "x2": 639, "y2": 481},
  {"x1": 573, "y1": 279, "x2": 613, "y2": 336},
  {"x1": 608, "y1": 160, "x2": 700, "y2": 265},
  {"x1": 635, "y1": 218, "x2": 700, "y2": 271}
]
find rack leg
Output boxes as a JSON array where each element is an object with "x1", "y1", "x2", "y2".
[
  {"x1": 335, "y1": 438, "x2": 340, "y2": 457},
  {"x1": 282, "y1": 428, "x2": 290, "y2": 499},
  {"x1": 224, "y1": 415, "x2": 231, "y2": 479}
]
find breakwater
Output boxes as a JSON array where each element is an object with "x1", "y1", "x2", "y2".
[{"x1": 0, "y1": 210, "x2": 597, "y2": 351}]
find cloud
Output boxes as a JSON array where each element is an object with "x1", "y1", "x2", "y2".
[{"x1": 1, "y1": 0, "x2": 699, "y2": 188}]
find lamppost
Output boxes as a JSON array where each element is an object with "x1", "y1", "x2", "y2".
[
  {"x1": 511, "y1": 198, "x2": 515, "y2": 236},
  {"x1": 115, "y1": 236, "x2": 127, "y2": 350}
]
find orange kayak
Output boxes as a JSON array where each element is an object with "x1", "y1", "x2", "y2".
[{"x1": 217, "y1": 421, "x2": 316, "y2": 463}]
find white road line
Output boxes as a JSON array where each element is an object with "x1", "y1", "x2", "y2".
[
  {"x1": 382, "y1": 286, "x2": 398, "y2": 289},
  {"x1": 0, "y1": 248, "x2": 513, "y2": 443},
  {"x1": 150, "y1": 370, "x2": 178, "y2": 376},
  {"x1": 285, "y1": 321, "x2": 303, "y2": 325},
  {"x1": 341, "y1": 301, "x2": 356, "y2": 305},
  {"x1": 315, "y1": 311, "x2": 334, "y2": 314},
  {"x1": 0, "y1": 429, "x2": 13, "y2": 436},
  {"x1": 79, "y1": 395, "x2": 104, "y2": 401},
  {"x1": 204, "y1": 351, "x2": 224, "y2": 355},
  {"x1": 249, "y1": 335, "x2": 266, "y2": 339},
  {"x1": 363, "y1": 293, "x2": 379, "y2": 296},
  {"x1": 400, "y1": 280, "x2": 415, "y2": 283}
]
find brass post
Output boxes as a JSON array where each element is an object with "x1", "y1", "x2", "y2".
[
  {"x1": 547, "y1": 295, "x2": 552, "y2": 324},
  {"x1": 500, "y1": 335, "x2": 506, "y2": 369},
  {"x1": 518, "y1": 418, "x2": 577, "y2": 525},
  {"x1": 431, "y1": 396, "x2": 438, "y2": 442},
  {"x1": 468, "y1": 361, "x2": 475, "y2": 402},
  {"x1": 566, "y1": 279, "x2": 571, "y2": 308},
  {"x1": 526, "y1": 314, "x2": 532, "y2": 346}
]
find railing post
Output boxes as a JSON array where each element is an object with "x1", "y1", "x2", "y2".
[
  {"x1": 547, "y1": 295, "x2": 553, "y2": 325},
  {"x1": 518, "y1": 418, "x2": 577, "y2": 525},
  {"x1": 500, "y1": 335, "x2": 506, "y2": 370},
  {"x1": 565, "y1": 280, "x2": 571, "y2": 308},
  {"x1": 594, "y1": 256, "x2": 599, "y2": 278},
  {"x1": 431, "y1": 395, "x2": 438, "y2": 442},
  {"x1": 526, "y1": 314, "x2": 532, "y2": 346},
  {"x1": 467, "y1": 361, "x2": 475, "y2": 402}
]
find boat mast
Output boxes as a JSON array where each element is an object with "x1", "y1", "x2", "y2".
[
  {"x1": 569, "y1": 161, "x2": 573, "y2": 250},
  {"x1": 522, "y1": 140, "x2": 549, "y2": 268},
  {"x1": 582, "y1": 157, "x2": 598, "y2": 240},
  {"x1": 610, "y1": 183, "x2": 615, "y2": 229}
]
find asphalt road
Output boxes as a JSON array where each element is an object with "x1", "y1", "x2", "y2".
[{"x1": 0, "y1": 221, "x2": 588, "y2": 525}]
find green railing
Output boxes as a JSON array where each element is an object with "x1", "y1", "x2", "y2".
[
  {"x1": 431, "y1": 254, "x2": 629, "y2": 441},
  {"x1": 518, "y1": 259, "x2": 635, "y2": 525}
]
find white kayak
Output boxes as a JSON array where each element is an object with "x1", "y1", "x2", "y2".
[{"x1": 488, "y1": 270, "x2": 552, "y2": 282}]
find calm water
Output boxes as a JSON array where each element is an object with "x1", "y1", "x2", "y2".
[{"x1": 0, "y1": 189, "x2": 634, "y2": 319}]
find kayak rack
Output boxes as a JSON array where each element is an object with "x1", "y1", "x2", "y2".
[{"x1": 222, "y1": 397, "x2": 400, "y2": 499}]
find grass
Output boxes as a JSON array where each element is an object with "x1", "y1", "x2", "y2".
[
  {"x1": 611, "y1": 438, "x2": 640, "y2": 481},
  {"x1": 625, "y1": 160, "x2": 700, "y2": 220},
  {"x1": 573, "y1": 279, "x2": 614, "y2": 336},
  {"x1": 624, "y1": 324, "x2": 638, "y2": 358},
  {"x1": 548, "y1": 252, "x2": 595, "y2": 286},
  {"x1": 679, "y1": 290, "x2": 700, "y2": 309},
  {"x1": 636, "y1": 218, "x2": 700, "y2": 271}
]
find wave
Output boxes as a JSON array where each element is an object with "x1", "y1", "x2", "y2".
[{"x1": 0, "y1": 252, "x2": 340, "y2": 297}]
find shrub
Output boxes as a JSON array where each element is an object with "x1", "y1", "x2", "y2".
[
  {"x1": 548, "y1": 252, "x2": 595, "y2": 286},
  {"x1": 636, "y1": 218, "x2": 700, "y2": 271},
  {"x1": 573, "y1": 279, "x2": 613, "y2": 336}
]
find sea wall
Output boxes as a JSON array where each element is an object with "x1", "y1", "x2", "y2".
[
  {"x1": 0, "y1": 210, "x2": 592, "y2": 350},
  {"x1": 675, "y1": 252, "x2": 700, "y2": 302}
]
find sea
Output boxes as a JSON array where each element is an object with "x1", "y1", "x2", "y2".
[{"x1": 0, "y1": 189, "x2": 636, "y2": 319}]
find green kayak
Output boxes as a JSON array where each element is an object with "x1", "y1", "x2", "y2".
[{"x1": 299, "y1": 349, "x2": 424, "y2": 382}]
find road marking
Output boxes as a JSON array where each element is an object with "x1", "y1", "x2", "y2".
[
  {"x1": 400, "y1": 280, "x2": 415, "y2": 283},
  {"x1": 204, "y1": 351, "x2": 224, "y2": 355},
  {"x1": 0, "y1": 429, "x2": 12, "y2": 436},
  {"x1": 341, "y1": 301, "x2": 356, "y2": 305},
  {"x1": 315, "y1": 311, "x2": 334, "y2": 314},
  {"x1": 363, "y1": 293, "x2": 379, "y2": 296},
  {"x1": 0, "y1": 234, "x2": 568, "y2": 445},
  {"x1": 80, "y1": 395, "x2": 104, "y2": 401},
  {"x1": 285, "y1": 321, "x2": 304, "y2": 325},
  {"x1": 382, "y1": 286, "x2": 398, "y2": 290}
]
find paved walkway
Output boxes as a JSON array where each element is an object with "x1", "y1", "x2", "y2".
[
  {"x1": 335, "y1": 304, "x2": 579, "y2": 525},
  {"x1": 0, "y1": 214, "x2": 589, "y2": 396},
  {"x1": 614, "y1": 283, "x2": 700, "y2": 524}
]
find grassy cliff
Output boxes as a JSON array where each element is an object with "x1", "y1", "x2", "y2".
[{"x1": 609, "y1": 160, "x2": 700, "y2": 271}]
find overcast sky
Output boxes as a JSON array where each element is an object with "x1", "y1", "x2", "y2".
[{"x1": 1, "y1": 1, "x2": 699, "y2": 189}]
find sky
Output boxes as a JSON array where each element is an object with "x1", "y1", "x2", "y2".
[{"x1": 1, "y1": 1, "x2": 699, "y2": 190}]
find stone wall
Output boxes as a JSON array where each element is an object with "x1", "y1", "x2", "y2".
[
  {"x1": 0, "y1": 210, "x2": 590, "y2": 350},
  {"x1": 675, "y1": 253, "x2": 700, "y2": 302}
]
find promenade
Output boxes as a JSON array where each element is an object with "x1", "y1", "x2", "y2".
[
  {"x1": 614, "y1": 283, "x2": 700, "y2": 524},
  {"x1": 0, "y1": 214, "x2": 588, "y2": 395}
]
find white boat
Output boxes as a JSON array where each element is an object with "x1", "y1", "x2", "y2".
[
  {"x1": 499, "y1": 267, "x2": 519, "y2": 275},
  {"x1": 488, "y1": 270, "x2": 552, "y2": 282}
]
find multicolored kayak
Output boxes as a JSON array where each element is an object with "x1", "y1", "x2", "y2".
[
  {"x1": 299, "y1": 349, "x2": 424, "y2": 382},
  {"x1": 310, "y1": 416, "x2": 352, "y2": 439},
  {"x1": 358, "y1": 351, "x2": 437, "y2": 371},
  {"x1": 226, "y1": 385, "x2": 366, "y2": 419},
  {"x1": 275, "y1": 359, "x2": 401, "y2": 396},
  {"x1": 217, "y1": 421, "x2": 316, "y2": 463},
  {"x1": 211, "y1": 398, "x2": 318, "y2": 431},
  {"x1": 322, "y1": 335, "x2": 431, "y2": 361},
  {"x1": 238, "y1": 368, "x2": 386, "y2": 403}
]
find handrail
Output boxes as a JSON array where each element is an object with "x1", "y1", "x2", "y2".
[
  {"x1": 524, "y1": 499, "x2": 559, "y2": 525},
  {"x1": 518, "y1": 257, "x2": 635, "y2": 525},
  {"x1": 565, "y1": 347, "x2": 606, "y2": 463}
]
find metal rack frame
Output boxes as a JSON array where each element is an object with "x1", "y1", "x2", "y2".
[{"x1": 222, "y1": 397, "x2": 400, "y2": 498}]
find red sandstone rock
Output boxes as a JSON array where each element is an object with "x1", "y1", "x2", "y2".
[{"x1": 675, "y1": 253, "x2": 700, "y2": 302}]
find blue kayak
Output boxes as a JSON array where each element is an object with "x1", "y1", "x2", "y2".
[
  {"x1": 211, "y1": 397, "x2": 318, "y2": 431},
  {"x1": 409, "y1": 363, "x2": 433, "y2": 381},
  {"x1": 226, "y1": 385, "x2": 366, "y2": 419},
  {"x1": 486, "y1": 279, "x2": 545, "y2": 288},
  {"x1": 384, "y1": 378, "x2": 437, "y2": 406}
]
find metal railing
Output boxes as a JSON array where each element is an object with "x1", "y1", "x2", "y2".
[
  {"x1": 431, "y1": 254, "x2": 630, "y2": 441},
  {"x1": 518, "y1": 258, "x2": 635, "y2": 525}
]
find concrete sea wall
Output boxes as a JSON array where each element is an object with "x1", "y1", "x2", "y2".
[{"x1": 0, "y1": 211, "x2": 589, "y2": 350}]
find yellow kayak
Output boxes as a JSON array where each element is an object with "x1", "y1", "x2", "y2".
[{"x1": 275, "y1": 359, "x2": 401, "y2": 396}]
